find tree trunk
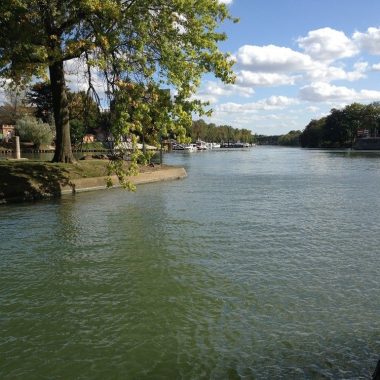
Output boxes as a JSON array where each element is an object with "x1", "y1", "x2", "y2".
[{"x1": 49, "y1": 61, "x2": 75, "y2": 163}]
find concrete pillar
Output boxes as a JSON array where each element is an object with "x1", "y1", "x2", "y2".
[{"x1": 14, "y1": 136, "x2": 21, "y2": 160}]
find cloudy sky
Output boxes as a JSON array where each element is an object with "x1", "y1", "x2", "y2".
[
  {"x1": 200, "y1": 0, "x2": 380, "y2": 135},
  {"x1": 2, "y1": 1, "x2": 380, "y2": 136}
]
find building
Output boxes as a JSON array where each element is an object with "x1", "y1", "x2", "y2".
[
  {"x1": 354, "y1": 127, "x2": 380, "y2": 149},
  {"x1": 82, "y1": 134, "x2": 96, "y2": 143},
  {"x1": 0, "y1": 125, "x2": 15, "y2": 142}
]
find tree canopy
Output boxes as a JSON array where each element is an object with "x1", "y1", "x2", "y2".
[
  {"x1": 300, "y1": 102, "x2": 380, "y2": 148},
  {"x1": 0, "y1": 0, "x2": 236, "y2": 163},
  {"x1": 278, "y1": 130, "x2": 301, "y2": 146}
]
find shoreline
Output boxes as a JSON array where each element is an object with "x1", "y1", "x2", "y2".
[
  {"x1": 0, "y1": 162, "x2": 187, "y2": 204},
  {"x1": 61, "y1": 166, "x2": 187, "y2": 195}
]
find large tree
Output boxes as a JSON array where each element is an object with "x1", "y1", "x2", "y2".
[
  {"x1": 0, "y1": 84, "x2": 32, "y2": 125},
  {"x1": 0, "y1": 0, "x2": 235, "y2": 162}
]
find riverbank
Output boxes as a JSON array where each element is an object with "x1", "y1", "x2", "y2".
[{"x1": 0, "y1": 159, "x2": 187, "y2": 204}]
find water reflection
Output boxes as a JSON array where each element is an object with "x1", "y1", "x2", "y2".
[
  {"x1": 1, "y1": 147, "x2": 379, "y2": 378},
  {"x1": 324, "y1": 149, "x2": 380, "y2": 158}
]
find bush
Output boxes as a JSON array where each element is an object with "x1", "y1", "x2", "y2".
[{"x1": 16, "y1": 116, "x2": 55, "y2": 149}]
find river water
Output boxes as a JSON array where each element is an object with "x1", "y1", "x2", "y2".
[{"x1": 1, "y1": 147, "x2": 379, "y2": 379}]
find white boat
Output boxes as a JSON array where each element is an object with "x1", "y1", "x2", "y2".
[
  {"x1": 202, "y1": 141, "x2": 221, "y2": 149},
  {"x1": 220, "y1": 142, "x2": 251, "y2": 148},
  {"x1": 184, "y1": 144, "x2": 197, "y2": 151},
  {"x1": 196, "y1": 140, "x2": 208, "y2": 150},
  {"x1": 172, "y1": 143, "x2": 185, "y2": 150}
]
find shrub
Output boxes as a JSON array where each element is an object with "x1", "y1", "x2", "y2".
[{"x1": 16, "y1": 116, "x2": 55, "y2": 149}]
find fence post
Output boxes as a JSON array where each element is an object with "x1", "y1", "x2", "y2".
[{"x1": 14, "y1": 136, "x2": 21, "y2": 160}]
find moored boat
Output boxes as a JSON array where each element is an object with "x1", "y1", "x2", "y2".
[
  {"x1": 196, "y1": 140, "x2": 208, "y2": 150},
  {"x1": 184, "y1": 144, "x2": 197, "y2": 151},
  {"x1": 220, "y1": 142, "x2": 251, "y2": 148}
]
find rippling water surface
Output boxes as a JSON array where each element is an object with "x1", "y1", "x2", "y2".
[{"x1": 1, "y1": 147, "x2": 379, "y2": 379}]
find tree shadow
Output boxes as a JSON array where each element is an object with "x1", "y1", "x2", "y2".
[{"x1": 0, "y1": 162, "x2": 72, "y2": 203}]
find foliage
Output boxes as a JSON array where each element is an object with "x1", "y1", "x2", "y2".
[
  {"x1": 255, "y1": 135, "x2": 280, "y2": 145},
  {"x1": 80, "y1": 142, "x2": 106, "y2": 151},
  {"x1": 68, "y1": 91, "x2": 101, "y2": 144},
  {"x1": 26, "y1": 82, "x2": 54, "y2": 123},
  {"x1": 0, "y1": 84, "x2": 33, "y2": 124},
  {"x1": 322, "y1": 109, "x2": 350, "y2": 147},
  {"x1": 69, "y1": 119, "x2": 86, "y2": 145},
  {"x1": 27, "y1": 82, "x2": 102, "y2": 144},
  {"x1": 106, "y1": 136, "x2": 141, "y2": 191},
  {"x1": 300, "y1": 102, "x2": 380, "y2": 148},
  {"x1": 16, "y1": 116, "x2": 54, "y2": 148},
  {"x1": 255, "y1": 131, "x2": 300, "y2": 146},
  {"x1": 299, "y1": 119, "x2": 325, "y2": 148},
  {"x1": 68, "y1": 91, "x2": 100, "y2": 131},
  {"x1": 137, "y1": 149, "x2": 155, "y2": 166},
  {"x1": 0, "y1": 0, "x2": 236, "y2": 170},
  {"x1": 278, "y1": 130, "x2": 301, "y2": 146},
  {"x1": 190, "y1": 119, "x2": 254, "y2": 143}
]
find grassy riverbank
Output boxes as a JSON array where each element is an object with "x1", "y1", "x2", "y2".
[{"x1": 0, "y1": 159, "x2": 186, "y2": 204}]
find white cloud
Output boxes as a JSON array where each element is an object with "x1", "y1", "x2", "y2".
[
  {"x1": 64, "y1": 59, "x2": 89, "y2": 92},
  {"x1": 64, "y1": 58, "x2": 108, "y2": 104},
  {"x1": 264, "y1": 95, "x2": 299, "y2": 107},
  {"x1": 300, "y1": 82, "x2": 356, "y2": 102},
  {"x1": 233, "y1": 41, "x2": 367, "y2": 86},
  {"x1": 372, "y1": 63, "x2": 380, "y2": 71},
  {"x1": 234, "y1": 42, "x2": 367, "y2": 87},
  {"x1": 297, "y1": 27, "x2": 358, "y2": 62},
  {"x1": 216, "y1": 96, "x2": 299, "y2": 113},
  {"x1": 193, "y1": 93, "x2": 218, "y2": 104},
  {"x1": 359, "y1": 89, "x2": 380, "y2": 99},
  {"x1": 306, "y1": 106, "x2": 320, "y2": 113},
  {"x1": 352, "y1": 61, "x2": 369, "y2": 78},
  {"x1": 194, "y1": 80, "x2": 254, "y2": 104},
  {"x1": 236, "y1": 70, "x2": 298, "y2": 87},
  {"x1": 306, "y1": 61, "x2": 368, "y2": 82},
  {"x1": 218, "y1": 0, "x2": 233, "y2": 4},
  {"x1": 235, "y1": 44, "x2": 314, "y2": 72},
  {"x1": 0, "y1": 79, "x2": 13, "y2": 105},
  {"x1": 299, "y1": 82, "x2": 380, "y2": 103},
  {"x1": 353, "y1": 27, "x2": 380, "y2": 55}
]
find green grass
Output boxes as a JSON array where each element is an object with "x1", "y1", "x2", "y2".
[
  {"x1": 0, "y1": 159, "x2": 110, "y2": 179},
  {"x1": 0, "y1": 158, "x2": 165, "y2": 203},
  {"x1": 0, "y1": 160, "x2": 114, "y2": 203}
]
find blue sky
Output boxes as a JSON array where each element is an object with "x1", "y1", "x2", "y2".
[{"x1": 199, "y1": 0, "x2": 380, "y2": 135}]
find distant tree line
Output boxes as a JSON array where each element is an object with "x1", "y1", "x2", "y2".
[
  {"x1": 255, "y1": 130, "x2": 301, "y2": 146},
  {"x1": 189, "y1": 119, "x2": 255, "y2": 143},
  {"x1": 255, "y1": 135, "x2": 280, "y2": 145},
  {"x1": 278, "y1": 130, "x2": 302, "y2": 146},
  {"x1": 254, "y1": 102, "x2": 380, "y2": 148},
  {"x1": 300, "y1": 102, "x2": 380, "y2": 148}
]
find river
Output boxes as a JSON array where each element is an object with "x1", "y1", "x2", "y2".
[{"x1": 1, "y1": 147, "x2": 379, "y2": 379}]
